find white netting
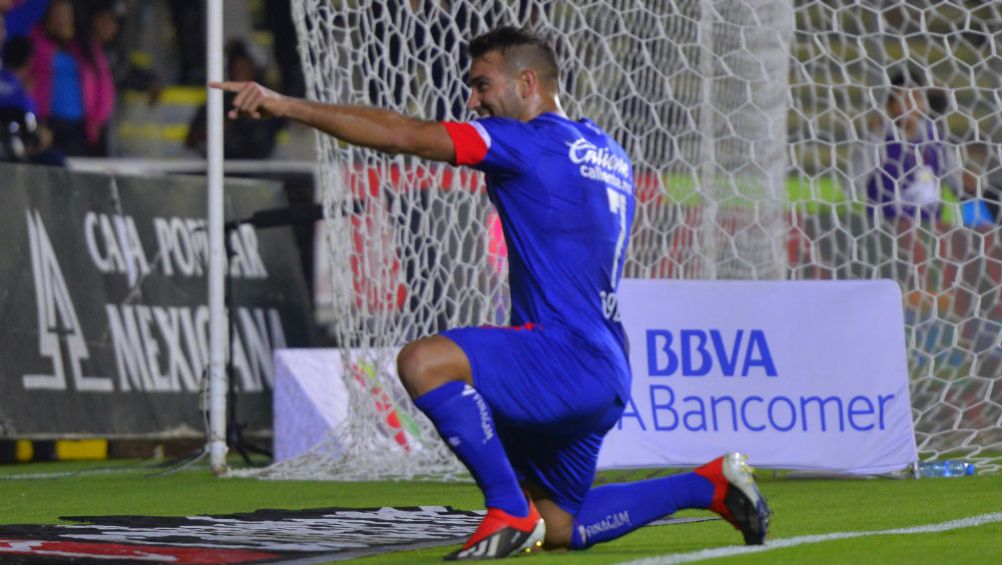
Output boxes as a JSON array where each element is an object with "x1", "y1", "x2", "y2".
[
  {"x1": 242, "y1": 0, "x2": 1001, "y2": 480},
  {"x1": 787, "y1": 1, "x2": 1002, "y2": 474}
]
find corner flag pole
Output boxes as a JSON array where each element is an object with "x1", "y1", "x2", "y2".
[{"x1": 206, "y1": 0, "x2": 228, "y2": 474}]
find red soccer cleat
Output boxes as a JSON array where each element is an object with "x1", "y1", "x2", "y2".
[
  {"x1": 445, "y1": 501, "x2": 546, "y2": 560},
  {"x1": 695, "y1": 452, "x2": 771, "y2": 545}
]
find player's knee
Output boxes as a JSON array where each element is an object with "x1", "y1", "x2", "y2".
[
  {"x1": 527, "y1": 491, "x2": 574, "y2": 549},
  {"x1": 543, "y1": 522, "x2": 573, "y2": 549},
  {"x1": 397, "y1": 336, "x2": 471, "y2": 398},
  {"x1": 396, "y1": 340, "x2": 447, "y2": 398},
  {"x1": 396, "y1": 341, "x2": 426, "y2": 398}
]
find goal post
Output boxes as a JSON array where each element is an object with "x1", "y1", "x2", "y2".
[{"x1": 243, "y1": 0, "x2": 1001, "y2": 480}]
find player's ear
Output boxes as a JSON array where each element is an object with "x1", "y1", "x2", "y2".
[{"x1": 517, "y1": 69, "x2": 538, "y2": 99}]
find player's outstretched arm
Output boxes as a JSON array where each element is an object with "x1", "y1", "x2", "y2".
[{"x1": 209, "y1": 81, "x2": 456, "y2": 163}]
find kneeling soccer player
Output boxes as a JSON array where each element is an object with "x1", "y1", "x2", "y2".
[{"x1": 213, "y1": 25, "x2": 771, "y2": 560}]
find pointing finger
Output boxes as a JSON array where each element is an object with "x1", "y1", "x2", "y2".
[{"x1": 209, "y1": 81, "x2": 244, "y2": 92}]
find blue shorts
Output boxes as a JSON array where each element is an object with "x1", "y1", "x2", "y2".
[{"x1": 441, "y1": 324, "x2": 627, "y2": 515}]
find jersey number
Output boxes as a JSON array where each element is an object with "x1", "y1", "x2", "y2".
[
  {"x1": 602, "y1": 187, "x2": 628, "y2": 321},
  {"x1": 606, "y1": 187, "x2": 628, "y2": 289}
]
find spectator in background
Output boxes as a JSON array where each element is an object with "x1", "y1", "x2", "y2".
[
  {"x1": 85, "y1": 1, "x2": 119, "y2": 56},
  {"x1": 0, "y1": 36, "x2": 36, "y2": 113},
  {"x1": 0, "y1": 35, "x2": 64, "y2": 165},
  {"x1": 76, "y1": 0, "x2": 133, "y2": 154},
  {"x1": 857, "y1": 66, "x2": 967, "y2": 308},
  {"x1": 0, "y1": 34, "x2": 38, "y2": 162},
  {"x1": 185, "y1": 39, "x2": 284, "y2": 159},
  {"x1": 29, "y1": 0, "x2": 114, "y2": 156},
  {"x1": 86, "y1": 0, "x2": 160, "y2": 107},
  {"x1": 864, "y1": 67, "x2": 958, "y2": 223}
]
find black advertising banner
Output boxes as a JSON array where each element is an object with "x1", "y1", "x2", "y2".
[{"x1": 0, "y1": 164, "x2": 312, "y2": 438}]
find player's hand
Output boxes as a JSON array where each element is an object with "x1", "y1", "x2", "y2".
[{"x1": 209, "y1": 81, "x2": 286, "y2": 120}]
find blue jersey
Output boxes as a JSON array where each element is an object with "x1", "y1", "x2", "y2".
[
  {"x1": 0, "y1": 69, "x2": 36, "y2": 114},
  {"x1": 445, "y1": 113, "x2": 635, "y2": 390}
]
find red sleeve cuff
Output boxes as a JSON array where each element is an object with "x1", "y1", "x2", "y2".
[{"x1": 442, "y1": 121, "x2": 490, "y2": 166}]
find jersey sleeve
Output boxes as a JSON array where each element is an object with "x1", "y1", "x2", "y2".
[{"x1": 442, "y1": 118, "x2": 529, "y2": 174}]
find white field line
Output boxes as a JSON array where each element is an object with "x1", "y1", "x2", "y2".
[{"x1": 617, "y1": 512, "x2": 1002, "y2": 565}]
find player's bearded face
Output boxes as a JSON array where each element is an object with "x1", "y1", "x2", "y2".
[{"x1": 467, "y1": 52, "x2": 522, "y2": 120}]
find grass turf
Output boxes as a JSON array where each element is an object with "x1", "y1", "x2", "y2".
[{"x1": 1, "y1": 460, "x2": 1000, "y2": 564}]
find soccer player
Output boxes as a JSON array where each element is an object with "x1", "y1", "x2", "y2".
[{"x1": 213, "y1": 26, "x2": 770, "y2": 560}]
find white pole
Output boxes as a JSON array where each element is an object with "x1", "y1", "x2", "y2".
[{"x1": 206, "y1": 0, "x2": 228, "y2": 474}]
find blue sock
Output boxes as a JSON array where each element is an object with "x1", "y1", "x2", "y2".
[
  {"x1": 413, "y1": 381, "x2": 529, "y2": 517},
  {"x1": 570, "y1": 472, "x2": 714, "y2": 549}
]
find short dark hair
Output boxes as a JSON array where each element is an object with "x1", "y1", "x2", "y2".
[
  {"x1": 884, "y1": 65, "x2": 926, "y2": 110},
  {"x1": 1, "y1": 37, "x2": 34, "y2": 70},
  {"x1": 468, "y1": 26, "x2": 559, "y2": 87},
  {"x1": 888, "y1": 65, "x2": 924, "y2": 90}
]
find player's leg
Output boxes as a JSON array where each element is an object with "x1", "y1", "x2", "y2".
[
  {"x1": 396, "y1": 334, "x2": 543, "y2": 560},
  {"x1": 545, "y1": 454, "x2": 769, "y2": 549},
  {"x1": 495, "y1": 390, "x2": 626, "y2": 549},
  {"x1": 397, "y1": 335, "x2": 528, "y2": 517},
  {"x1": 505, "y1": 384, "x2": 770, "y2": 549},
  {"x1": 522, "y1": 470, "x2": 711, "y2": 548}
]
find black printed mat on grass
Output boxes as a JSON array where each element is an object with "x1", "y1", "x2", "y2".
[{"x1": 0, "y1": 506, "x2": 717, "y2": 563}]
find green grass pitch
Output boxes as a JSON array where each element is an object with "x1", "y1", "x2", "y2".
[{"x1": 1, "y1": 460, "x2": 1000, "y2": 564}]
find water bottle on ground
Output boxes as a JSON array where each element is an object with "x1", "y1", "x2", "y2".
[{"x1": 918, "y1": 460, "x2": 976, "y2": 478}]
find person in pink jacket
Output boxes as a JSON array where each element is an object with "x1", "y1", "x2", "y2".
[{"x1": 28, "y1": 0, "x2": 113, "y2": 156}]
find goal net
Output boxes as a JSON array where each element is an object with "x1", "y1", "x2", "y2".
[
  {"x1": 786, "y1": 1, "x2": 1002, "y2": 475},
  {"x1": 247, "y1": 0, "x2": 1001, "y2": 480}
]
